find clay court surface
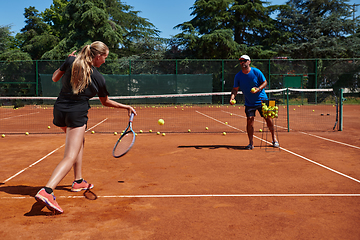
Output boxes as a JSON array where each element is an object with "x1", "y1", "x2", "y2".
[{"x1": 0, "y1": 105, "x2": 360, "y2": 239}]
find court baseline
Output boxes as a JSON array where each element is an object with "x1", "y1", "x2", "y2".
[{"x1": 2, "y1": 193, "x2": 360, "y2": 200}]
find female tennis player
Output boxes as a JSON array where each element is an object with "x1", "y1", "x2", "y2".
[{"x1": 35, "y1": 41, "x2": 137, "y2": 214}]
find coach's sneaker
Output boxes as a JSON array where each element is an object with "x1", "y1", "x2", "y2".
[
  {"x1": 272, "y1": 141, "x2": 280, "y2": 148},
  {"x1": 71, "y1": 179, "x2": 93, "y2": 192},
  {"x1": 245, "y1": 144, "x2": 254, "y2": 150},
  {"x1": 35, "y1": 188, "x2": 63, "y2": 214}
]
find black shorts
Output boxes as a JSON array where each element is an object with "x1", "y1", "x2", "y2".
[
  {"x1": 245, "y1": 105, "x2": 264, "y2": 118},
  {"x1": 53, "y1": 106, "x2": 88, "y2": 128}
]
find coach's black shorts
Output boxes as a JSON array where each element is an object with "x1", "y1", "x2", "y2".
[
  {"x1": 245, "y1": 105, "x2": 264, "y2": 118},
  {"x1": 53, "y1": 106, "x2": 88, "y2": 128}
]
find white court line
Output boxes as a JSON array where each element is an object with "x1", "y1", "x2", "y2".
[
  {"x1": 2, "y1": 145, "x2": 65, "y2": 183},
  {"x1": 2, "y1": 193, "x2": 360, "y2": 200},
  {"x1": 300, "y1": 132, "x2": 360, "y2": 150},
  {"x1": 0, "y1": 112, "x2": 40, "y2": 121},
  {"x1": 196, "y1": 111, "x2": 245, "y2": 133},
  {"x1": 196, "y1": 111, "x2": 360, "y2": 184},
  {"x1": 1, "y1": 118, "x2": 108, "y2": 183},
  {"x1": 223, "y1": 110, "x2": 360, "y2": 149}
]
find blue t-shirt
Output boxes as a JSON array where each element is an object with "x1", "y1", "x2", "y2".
[{"x1": 233, "y1": 67, "x2": 268, "y2": 107}]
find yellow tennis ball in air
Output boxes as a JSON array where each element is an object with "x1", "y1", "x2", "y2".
[
  {"x1": 205, "y1": 127, "x2": 209, "y2": 130},
  {"x1": 222, "y1": 132, "x2": 227, "y2": 135},
  {"x1": 149, "y1": 129, "x2": 152, "y2": 133},
  {"x1": 139, "y1": 130, "x2": 143, "y2": 133},
  {"x1": 47, "y1": 126, "x2": 51, "y2": 129},
  {"x1": 188, "y1": 129, "x2": 191, "y2": 133},
  {"x1": 91, "y1": 131, "x2": 95, "y2": 134},
  {"x1": 25, "y1": 132, "x2": 29, "y2": 135},
  {"x1": 114, "y1": 132, "x2": 118, "y2": 135},
  {"x1": 157, "y1": 131, "x2": 160, "y2": 135},
  {"x1": 158, "y1": 119, "x2": 165, "y2": 125},
  {"x1": 259, "y1": 129, "x2": 263, "y2": 132},
  {"x1": 251, "y1": 87, "x2": 256, "y2": 93},
  {"x1": 1, "y1": 134, "x2": 5, "y2": 138},
  {"x1": 162, "y1": 133, "x2": 166, "y2": 136}
]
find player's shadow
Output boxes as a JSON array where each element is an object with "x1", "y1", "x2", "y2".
[
  {"x1": 178, "y1": 145, "x2": 249, "y2": 150},
  {"x1": 0, "y1": 184, "x2": 72, "y2": 217},
  {"x1": 0, "y1": 184, "x2": 72, "y2": 197}
]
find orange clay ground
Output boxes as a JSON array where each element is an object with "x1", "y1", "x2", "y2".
[{"x1": 0, "y1": 105, "x2": 359, "y2": 239}]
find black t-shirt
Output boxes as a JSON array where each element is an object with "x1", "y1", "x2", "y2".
[{"x1": 54, "y1": 56, "x2": 109, "y2": 112}]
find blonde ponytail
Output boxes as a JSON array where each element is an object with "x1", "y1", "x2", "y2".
[{"x1": 71, "y1": 41, "x2": 109, "y2": 94}]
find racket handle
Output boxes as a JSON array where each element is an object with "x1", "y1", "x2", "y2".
[{"x1": 129, "y1": 112, "x2": 135, "y2": 122}]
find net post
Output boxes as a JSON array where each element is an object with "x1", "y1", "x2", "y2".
[
  {"x1": 339, "y1": 88, "x2": 343, "y2": 131},
  {"x1": 36, "y1": 60, "x2": 39, "y2": 96},
  {"x1": 221, "y1": 60, "x2": 224, "y2": 105},
  {"x1": 286, "y1": 88, "x2": 290, "y2": 132}
]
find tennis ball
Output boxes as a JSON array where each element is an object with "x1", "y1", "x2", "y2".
[
  {"x1": 114, "y1": 132, "x2": 118, "y2": 135},
  {"x1": 47, "y1": 126, "x2": 51, "y2": 129},
  {"x1": 222, "y1": 132, "x2": 226, "y2": 135},
  {"x1": 259, "y1": 129, "x2": 263, "y2": 132},
  {"x1": 157, "y1": 131, "x2": 160, "y2": 135},
  {"x1": 251, "y1": 87, "x2": 256, "y2": 93},
  {"x1": 205, "y1": 127, "x2": 209, "y2": 130},
  {"x1": 139, "y1": 130, "x2": 143, "y2": 133},
  {"x1": 2, "y1": 134, "x2": 5, "y2": 138},
  {"x1": 312, "y1": 110, "x2": 315, "y2": 112},
  {"x1": 91, "y1": 131, "x2": 95, "y2": 134},
  {"x1": 149, "y1": 129, "x2": 152, "y2": 133},
  {"x1": 162, "y1": 133, "x2": 166, "y2": 136},
  {"x1": 225, "y1": 122, "x2": 228, "y2": 125},
  {"x1": 25, "y1": 132, "x2": 29, "y2": 135},
  {"x1": 230, "y1": 99, "x2": 236, "y2": 105},
  {"x1": 188, "y1": 129, "x2": 191, "y2": 132},
  {"x1": 158, "y1": 119, "x2": 165, "y2": 125}
]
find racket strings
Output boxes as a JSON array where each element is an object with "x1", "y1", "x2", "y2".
[{"x1": 113, "y1": 132, "x2": 135, "y2": 157}]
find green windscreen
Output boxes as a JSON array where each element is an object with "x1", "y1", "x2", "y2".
[{"x1": 40, "y1": 74, "x2": 213, "y2": 103}]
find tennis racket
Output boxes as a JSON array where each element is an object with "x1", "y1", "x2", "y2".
[{"x1": 113, "y1": 113, "x2": 136, "y2": 158}]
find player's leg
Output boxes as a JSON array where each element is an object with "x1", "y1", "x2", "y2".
[
  {"x1": 73, "y1": 137, "x2": 84, "y2": 181},
  {"x1": 246, "y1": 116, "x2": 255, "y2": 147},
  {"x1": 70, "y1": 137, "x2": 93, "y2": 192},
  {"x1": 244, "y1": 106, "x2": 256, "y2": 149},
  {"x1": 45, "y1": 125, "x2": 86, "y2": 189},
  {"x1": 35, "y1": 125, "x2": 85, "y2": 213}
]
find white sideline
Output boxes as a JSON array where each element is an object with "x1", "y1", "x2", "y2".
[
  {"x1": 1, "y1": 118, "x2": 108, "y2": 183},
  {"x1": 197, "y1": 111, "x2": 360, "y2": 184}
]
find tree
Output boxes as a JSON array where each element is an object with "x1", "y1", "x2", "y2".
[
  {"x1": 16, "y1": 6, "x2": 59, "y2": 60},
  {"x1": 42, "y1": 0, "x2": 162, "y2": 60},
  {"x1": 276, "y1": 0, "x2": 360, "y2": 58},
  {"x1": 172, "y1": 0, "x2": 285, "y2": 59},
  {"x1": 42, "y1": 0, "x2": 69, "y2": 38},
  {"x1": 0, "y1": 25, "x2": 13, "y2": 52}
]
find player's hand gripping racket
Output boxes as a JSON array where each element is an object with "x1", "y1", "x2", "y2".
[{"x1": 113, "y1": 113, "x2": 136, "y2": 158}]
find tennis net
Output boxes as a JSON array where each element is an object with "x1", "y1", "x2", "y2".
[{"x1": 0, "y1": 88, "x2": 338, "y2": 134}]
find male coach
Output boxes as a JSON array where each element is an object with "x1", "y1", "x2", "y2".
[{"x1": 230, "y1": 55, "x2": 279, "y2": 150}]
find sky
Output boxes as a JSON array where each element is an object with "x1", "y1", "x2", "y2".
[{"x1": 0, "y1": 0, "x2": 359, "y2": 39}]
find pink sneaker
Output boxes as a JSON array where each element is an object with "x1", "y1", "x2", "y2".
[
  {"x1": 35, "y1": 188, "x2": 63, "y2": 214},
  {"x1": 71, "y1": 179, "x2": 93, "y2": 192}
]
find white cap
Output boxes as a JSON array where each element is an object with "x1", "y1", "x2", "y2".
[{"x1": 239, "y1": 55, "x2": 251, "y2": 61}]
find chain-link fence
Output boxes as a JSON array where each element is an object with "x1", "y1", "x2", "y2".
[{"x1": 0, "y1": 58, "x2": 359, "y2": 97}]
